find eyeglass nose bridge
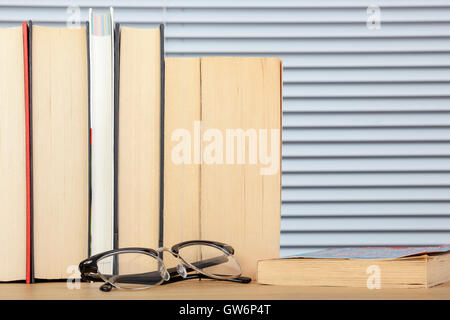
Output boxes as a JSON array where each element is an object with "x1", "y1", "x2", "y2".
[
  {"x1": 156, "y1": 246, "x2": 178, "y2": 257},
  {"x1": 156, "y1": 247, "x2": 187, "y2": 279}
]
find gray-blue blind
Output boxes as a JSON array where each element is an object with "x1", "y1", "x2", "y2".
[{"x1": 3, "y1": 0, "x2": 449, "y2": 257}]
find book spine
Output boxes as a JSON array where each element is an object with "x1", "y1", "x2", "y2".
[
  {"x1": 23, "y1": 20, "x2": 34, "y2": 284},
  {"x1": 110, "y1": 7, "x2": 115, "y2": 255},
  {"x1": 113, "y1": 22, "x2": 120, "y2": 274},
  {"x1": 86, "y1": 18, "x2": 92, "y2": 259},
  {"x1": 158, "y1": 24, "x2": 165, "y2": 249}
]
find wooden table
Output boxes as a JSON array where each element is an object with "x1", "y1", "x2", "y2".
[{"x1": 1, "y1": 279, "x2": 449, "y2": 300}]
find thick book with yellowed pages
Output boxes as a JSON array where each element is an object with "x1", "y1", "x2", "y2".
[
  {"x1": 164, "y1": 58, "x2": 201, "y2": 244},
  {"x1": 0, "y1": 25, "x2": 27, "y2": 282},
  {"x1": 258, "y1": 246, "x2": 450, "y2": 288},
  {"x1": 200, "y1": 57, "x2": 282, "y2": 279},
  {"x1": 117, "y1": 25, "x2": 163, "y2": 251},
  {"x1": 164, "y1": 57, "x2": 282, "y2": 278},
  {"x1": 32, "y1": 25, "x2": 89, "y2": 279},
  {"x1": 163, "y1": 58, "x2": 201, "y2": 269}
]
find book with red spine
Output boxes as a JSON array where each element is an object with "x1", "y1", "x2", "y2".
[
  {"x1": 0, "y1": 23, "x2": 29, "y2": 282},
  {"x1": 22, "y1": 21, "x2": 33, "y2": 284}
]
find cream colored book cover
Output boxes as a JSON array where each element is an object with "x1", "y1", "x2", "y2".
[
  {"x1": 32, "y1": 25, "x2": 89, "y2": 279},
  {"x1": 0, "y1": 26, "x2": 27, "y2": 281},
  {"x1": 164, "y1": 57, "x2": 282, "y2": 278},
  {"x1": 117, "y1": 26, "x2": 161, "y2": 251}
]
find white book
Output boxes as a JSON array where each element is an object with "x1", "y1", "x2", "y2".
[{"x1": 89, "y1": 8, "x2": 115, "y2": 270}]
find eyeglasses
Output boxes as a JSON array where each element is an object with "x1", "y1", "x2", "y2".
[{"x1": 79, "y1": 240, "x2": 251, "y2": 291}]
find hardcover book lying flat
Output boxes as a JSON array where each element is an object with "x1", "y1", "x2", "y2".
[
  {"x1": 89, "y1": 8, "x2": 115, "y2": 264},
  {"x1": 0, "y1": 23, "x2": 30, "y2": 282},
  {"x1": 32, "y1": 24, "x2": 89, "y2": 279},
  {"x1": 257, "y1": 246, "x2": 450, "y2": 288}
]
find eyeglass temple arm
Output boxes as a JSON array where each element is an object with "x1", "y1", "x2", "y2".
[
  {"x1": 164, "y1": 255, "x2": 251, "y2": 284},
  {"x1": 92, "y1": 254, "x2": 251, "y2": 286},
  {"x1": 95, "y1": 255, "x2": 228, "y2": 285},
  {"x1": 164, "y1": 273, "x2": 251, "y2": 284},
  {"x1": 103, "y1": 271, "x2": 251, "y2": 287},
  {"x1": 98, "y1": 273, "x2": 251, "y2": 293}
]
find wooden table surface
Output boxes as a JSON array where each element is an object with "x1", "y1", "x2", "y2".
[{"x1": 1, "y1": 279, "x2": 449, "y2": 300}]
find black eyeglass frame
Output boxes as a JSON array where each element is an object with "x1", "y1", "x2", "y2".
[{"x1": 79, "y1": 240, "x2": 251, "y2": 291}]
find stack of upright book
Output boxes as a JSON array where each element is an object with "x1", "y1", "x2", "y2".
[{"x1": 0, "y1": 10, "x2": 282, "y2": 283}]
